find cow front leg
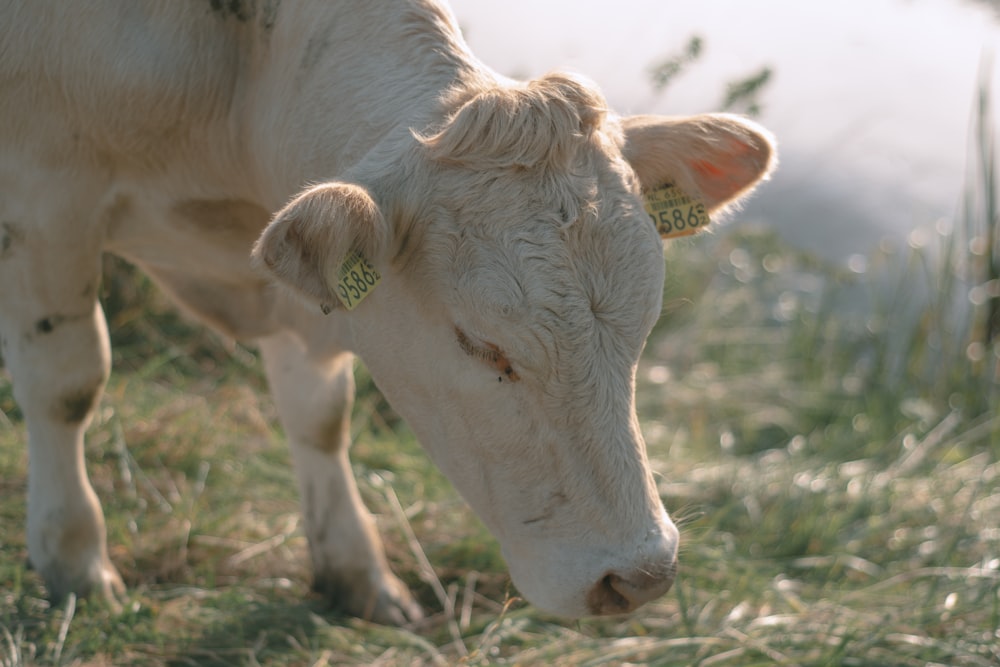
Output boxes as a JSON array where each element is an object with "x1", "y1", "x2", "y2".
[
  {"x1": 258, "y1": 332, "x2": 423, "y2": 625},
  {"x1": 0, "y1": 259, "x2": 124, "y2": 607}
]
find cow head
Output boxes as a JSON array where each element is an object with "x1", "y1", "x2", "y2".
[{"x1": 253, "y1": 73, "x2": 775, "y2": 617}]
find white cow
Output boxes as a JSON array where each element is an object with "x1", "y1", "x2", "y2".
[{"x1": 0, "y1": 0, "x2": 775, "y2": 624}]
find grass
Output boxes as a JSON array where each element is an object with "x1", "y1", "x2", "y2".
[{"x1": 2, "y1": 91, "x2": 999, "y2": 667}]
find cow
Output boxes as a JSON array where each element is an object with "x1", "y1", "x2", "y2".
[{"x1": 0, "y1": 0, "x2": 775, "y2": 625}]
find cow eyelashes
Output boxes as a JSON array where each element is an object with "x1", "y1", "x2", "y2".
[
  {"x1": 455, "y1": 327, "x2": 521, "y2": 382},
  {"x1": 455, "y1": 328, "x2": 501, "y2": 368}
]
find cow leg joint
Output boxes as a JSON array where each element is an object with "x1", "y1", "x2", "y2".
[
  {"x1": 13, "y1": 303, "x2": 126, "y2": 609},
  {"x1": 0, "y1": 221, "x2": 124, "y2": 608},
  {"x1": 259, "y1": 332, "x2": 423, "y2": 624}
]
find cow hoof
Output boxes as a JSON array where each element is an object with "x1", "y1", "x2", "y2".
[
  {"x1": 364, "y1": 575, "x2": 425, "y2": 626},
  {"x1": 39, "y1": 557, "x2": 127, "y2": 613},
  {"x1": 314, "y1": 570, "x2": 424, "y2": 626}
]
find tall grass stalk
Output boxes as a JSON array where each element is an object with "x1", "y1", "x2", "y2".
[
  {"x1": 851, "y1": 71, "x2": 1000, "y2": 416},
  {"x1": 973, "y1": 65, "x2": 999, "y2": 348},
  {"x1": 953, "y1": 67, "x2": 999, "y2": 408}
]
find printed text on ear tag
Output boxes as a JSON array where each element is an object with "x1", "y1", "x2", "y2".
[
  {"x1": 643, "y1": 184, "x2": 710, "y2": 238},
  {"x1": 334, "y1": 250, "x2": 381, "y2": 310}
]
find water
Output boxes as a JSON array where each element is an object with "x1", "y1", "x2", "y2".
[{"x1": 448, "y1": 0, "x2": 1000, "y2": 261}]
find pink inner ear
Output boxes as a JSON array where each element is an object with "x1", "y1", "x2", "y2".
[
  {"x1": 692, "y1": 160, "x2": 725, "y2": 178},
  {"x1": 689, "y1": 134, "x2": 772, "y2": 207}
]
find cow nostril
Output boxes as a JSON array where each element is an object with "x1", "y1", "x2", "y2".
[
  {"x1": 586, "y1": 558, "x2": 678, "y2": 616},
  {"x1": 587, "y1": 574, "x2": 631, "y2": 615}
]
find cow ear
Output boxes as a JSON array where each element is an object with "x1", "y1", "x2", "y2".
[
  {"x1": 252, "y1": 182, "x2": 390, "y2": 312},
  {"x1": 621, "y1": 113, "x2": 776, "y2": 216}
]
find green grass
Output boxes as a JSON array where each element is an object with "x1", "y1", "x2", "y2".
[{"x1": 2, "y1": 88, "x2": 999, "y2": 667}]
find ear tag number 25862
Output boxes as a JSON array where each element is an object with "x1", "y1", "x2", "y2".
[
  {"x1": 643, "y1": 184, "x2": 710, "y2": 239},
  {"x1": 334, "y1": 250, "x2": 381, "y2": 310}
]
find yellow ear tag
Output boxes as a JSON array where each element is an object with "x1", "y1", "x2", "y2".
[
  {"x1": 333, "y1": 250, "x2": 381, "y2": 310},
  {"x1": 643, "y1": 184, "x2": 710, "y2": 239}
]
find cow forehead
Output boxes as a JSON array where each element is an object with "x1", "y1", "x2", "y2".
[
  {"x1": 444, "y1": 164, "x2": 665, "y2": 358},
  {"x1": 397, "y1": 99, "x2": 666, "y2": 361},
  {"x1": 465, "y1": 152, "x2": 657, "y2": 275}
]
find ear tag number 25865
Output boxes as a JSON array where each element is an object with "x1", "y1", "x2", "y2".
[
  {"x1": 334, "y1": 250, "x2": 381, "y2": 310},
  {"x1": 643, "y1": 184, "x2": 710, "y2": 239}
]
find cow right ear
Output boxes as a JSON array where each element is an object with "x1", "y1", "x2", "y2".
[{"x1": 252, "y1": 182, "x2": 390, "y2": 312}]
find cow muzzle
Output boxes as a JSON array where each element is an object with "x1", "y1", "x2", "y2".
[
  {"x1": 586, "y1": 554, "x2": 678, "y2": 615},
  {"x1": 501, "y1": 507, "x2": 680, "y2": 618}
]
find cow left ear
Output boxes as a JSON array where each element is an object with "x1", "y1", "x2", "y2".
[
  {"x1": 252, "y1": 182, "x2": 390, "y2": 312},
  {"x1": 621, "y1": 113, "x2": 776, "y2": 217}
]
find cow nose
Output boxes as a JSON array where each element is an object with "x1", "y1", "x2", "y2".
[{"x1": 586, "y1": 556, "x2": 678, "y2": 615}]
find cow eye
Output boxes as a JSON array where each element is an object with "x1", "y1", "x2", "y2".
[{"x1": 454, "y1": 327, "x2": 520, "y2": 382}]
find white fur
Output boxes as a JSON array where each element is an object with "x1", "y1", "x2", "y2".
[{"x1": 0, "y1": 0, "x2": 775, "y2": 621}]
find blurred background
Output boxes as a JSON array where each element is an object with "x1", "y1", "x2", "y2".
[{"x1": 451, "y1": 0, "x2": 1000, "y2": 260}]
